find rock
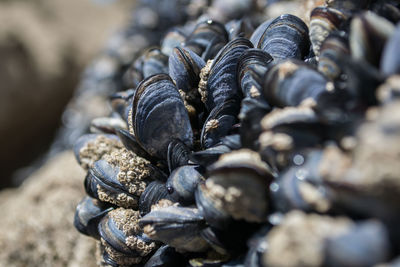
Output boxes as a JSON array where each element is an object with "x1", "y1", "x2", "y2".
[{"x1": 0, "y1": 151, "x2": 96, "y2": 267}]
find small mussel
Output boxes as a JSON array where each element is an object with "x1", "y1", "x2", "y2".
[
  {"x1": 256, "y1": 14, "x2": 310, "y2": 60},
  {"x1": 74, "y1": 196, "x2": 114, "y2": 239},
  {"x1": 98, "y1": 208, "x2": 157, "y2": 266},
  {"x1": 196, "y1": 149, "x2": 275, "y2": 228},
  {"x1": 309, "y1": 6, "x2": 346, "y2": 57},
  {"x1": 131, "y1": 74, "x2": 193, "y2": 160},
  {"x1": 166, "y1": 165, "x2": 205, "y2": 205},
  {"x1": 139, "y1": 204, "x2": 209, "y2": 253},
  {"x1": 262, "y1": 59, "x2": 329, "y2": 107}
]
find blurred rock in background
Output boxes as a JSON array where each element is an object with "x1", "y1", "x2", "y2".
[{"x1": 0, "y1": 0, "x2": 133, "y2": 188}]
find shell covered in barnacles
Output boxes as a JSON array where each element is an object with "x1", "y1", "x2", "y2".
[{"x1": 196, "y1": 149, "x2": 275, "y2": 226}]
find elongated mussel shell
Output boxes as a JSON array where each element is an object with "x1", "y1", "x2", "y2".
[
  {"x1": 166, "y1": 165, "x2": 205, "y2": 205},
  {"x1": 257, "y1": 14, "x2": 310, "y2": 60},
  {"x1": 131, "y1": 74, "x2": 193, "y2": 160},
  {"x1": 139, "y1": 205, "x2": 209, "y2": 252},
  {"x1": 185, "y1": 20, "x2": 229, "y2": 60},
  {"x1": 144, "y1": 245, "x2": 185, "y2": 267},
  {"x1": 196, "y1": 149, "x2": 275, "y2": 229},
  {"x1": 225, "y1": 18, "x2": 254, "y2": 40},
  {"x1": 169, "y1": 46, "x2": 205, "y2": 93},
  {"x1": 98, "y1": 208, "x2": 157, "y2": 266},
  {"x1": 318, "y1": 32, "x2": 350, "y2": 80},
  {"x1": 350, "y1": 11, "x2": 395, "y2": 67},
  {"x1": 201, "y1": 99, "x2": 239, "y2": 149},
  {"x1": 74, "y1": 196, "x2": 114, "y2": 239},
  {"x1": 116, "y1": 129, "x2": 154, "y2": 161},
  {"x1": 309, "y1": 6, "x2": 346, "y2": 57},
  {"x1": 380, "y1": 23, "x2": 400, "y2": 76},
  {"x1": 200, "y1": 37, "x2": 252, "y2": 112},
  {"x1": 74, "y1": 134, "x2": 123, "y2": 170},
  {"x1": 85, "y1": 148, "x2": 156, "y2": 208},
  {"x1": 90, "y1": 116, "x2": 127, "y2": 135},
  {"x1": 263, "y1": 59, "x2": 329, "y2": 107}
]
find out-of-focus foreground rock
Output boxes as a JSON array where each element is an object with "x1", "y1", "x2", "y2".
[
  {"x1": 0, "y1": 0, "x2": 133, "y2": 187},
  {"x1": 0, "y1": 151, "x2": 96, "y2": 267}
]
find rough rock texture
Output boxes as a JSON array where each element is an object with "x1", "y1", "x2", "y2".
[
  {"x1": 0, "y1": 151, "x2": 97, "y2": 267},
  {"x1": 0, "y1": 0, "x2": 133, "y2": 187}
]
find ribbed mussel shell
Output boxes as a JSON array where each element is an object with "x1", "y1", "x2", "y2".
[
  {"x1": 131, "y1": 74, "x2": 193, "y2": 160},
  {"x1": 257, "y1": 14, "x2": 310, "y2": 60}
]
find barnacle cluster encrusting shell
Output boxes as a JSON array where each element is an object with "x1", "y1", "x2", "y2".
[{"x1": 73, "y1": 0, "x2": 400, "y2": 266}]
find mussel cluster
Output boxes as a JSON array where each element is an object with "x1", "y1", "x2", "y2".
[{"x1": 73, "y1": 0, "x2": 400, "y2": 266}]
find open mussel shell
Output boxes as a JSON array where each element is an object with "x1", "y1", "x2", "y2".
[
  {"x1": 257, "y1": 14, "x2": 310, "y2": 60},
  {"x1": 116, "y1": 129, "x2": 154, "y2": 161},
  {"x1": 237, "y1": 48, "x2": 273, "y2": 99},
  {"x1": 139, "y1": 181, "x2": 174, "y2": 216},
  {"x1": 169, "y1": 46, "x2": 205, "y2": 93},
  {"x1": 380, "y1": 23, "x2": 400, "y2": 76},
  {"x1": 185, "y1": 19, "x2": 229, "y2": 60},
  {"x1": 139, "y1": 206, "x2": 209, "y2": 253},
  {"x1": 350, "y1": 11, "x2": 395, "y2": 67},
  {"x1": 167, "y1": 139, "x2": 191, "y2": 173},
  {"x1": 201, "y1": 99, "x2": 239, "y2": 149},
  {"x1": 98, "y1": 208, "x2": 157, "y2": 266},
  {"x1": 166, "y1": 165, "x2": 205, "y2": 205},
  {"x1": 74, "y1": 196, "x2": 114, "y2": 239},
  {"x1": 132, "y1": 73, "x2": 193, "y2": 160},
  {"x1": 202, "y1": 37, "x2": 253, "y2": 111},
  {"x1": 73, "y1": 133, "x2": 122, "y2": 170},
  {"x1": 309, "y1": 6, "x2": 346, "y2": 57},
  {"x1": 262, "y1": 59, "x2": 329, "y2": 107}
]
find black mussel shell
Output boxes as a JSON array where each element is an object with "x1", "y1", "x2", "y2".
[
  {"x1": 139, "y1": 206, "x2": 209, "y2": 253},
  {"x1": 169, "y1": 46, "x2": 205, "y2": 93},
  {"x1": 237, "y1": 48, "x2": 273, "y2": 99},
  {"x1": 139, "y1": 181, "x2": 173, "y2": 216},
  {"x1": 142, "y1": 47, "x2": 169, "y2": 78},
  {"x1": 189, "y1": 145, "x2": 232, "y2": 167},
  {"x1": 74, "y1": 196, "x2": 114, "y2": 239},
  {"x1": 110, "y1": 89, "x2": 135, "y2": 121},
  {"x1": 144, "y1": 245, "x2": 185, "y2": 267},
  {"x1": 166, "y1": 165, "x2": 205, "y2": 205},
  {"x1": 225, "y1": 18, "x2": 254, "y2": 40},
  {"x1": 250, "y1": 19, "x2": 273, "y2": 47},
  {"x1": 203, "y1": 37, "x2": 253, "y2": 111},
  {"x1": 132, "y1": 74, "x2": 193, "y2": 160},
  {"x1": 167, "y1": 139, "x2": 191, "y2": 173},
  {"x1": 262, "y1": 59, "x2": 328, "y2": 107},
  {"x1": 309, "y1": 6, "x2": 346, "y2": 57},
  {"x1": 201, "y1": 99, "x2": 240, "y2": 149},
  {"x1": 116, "y1": 129, "x2": 153, "y2": 161},
  {"x1": 185, "y1": 20, "x2": 229, "y2": 60},
  {"x1": 257, "y1": 14, "x2": 310, "y2": 60},
  {"x1": 161, "y1": 27, "x2": 187, "y2": 56}
]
